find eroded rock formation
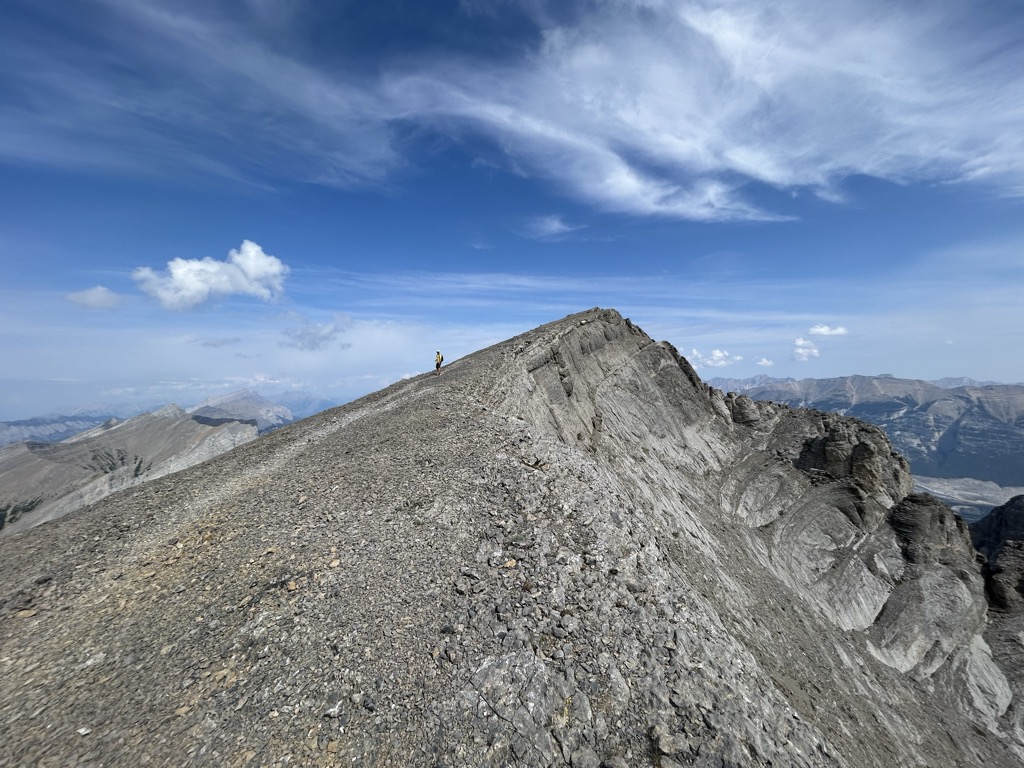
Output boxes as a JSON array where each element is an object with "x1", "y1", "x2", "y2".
[
  {"x1": 0, "y1": 308, "x2": 1020, "y2": 766},
  {"x1": 972, "y1": 496, "x2": 1024, "y2": 747}
]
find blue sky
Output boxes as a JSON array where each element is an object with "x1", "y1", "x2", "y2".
[{"x1": 2, "y1": 0, "x2": 1023, "y2": 419}]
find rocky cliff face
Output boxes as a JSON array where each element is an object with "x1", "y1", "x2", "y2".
[
  {"x1": 711, "y1": 374, "x2": 1024, "y2": 493},
  {"x1": 972, "y1": 496, "x2": 1024, "y2": 749},
  {"x1": 0, "y1": 308, "x2": 1020, "y2": 767}
]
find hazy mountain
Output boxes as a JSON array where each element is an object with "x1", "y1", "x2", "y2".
[
  {"x1": 704, "y1": 374, "x2": 797, "y2": 392},
  {"x1": 914, "y1": 476, "x2": 1024, "y2": 523},
  {"x1": 66, "y1": 401, "x2": 166, "y2": 419},
  {"x1": 931, "y1": 376, "x2": 1003, "y2": 389},
  {"x1": 0, "y1": 414, "x2": 118, "y2": 446},
  {"x1": 1, "y1": 309, "x2": 1020, "y2": 766},
  {"x1": 711, "y1": 374, "x2": 1007, "y2": 393},
  {"x1": 0, "y1": 389, "x2": 324, "y2": 448},
  {"x1": 265, "y1": 390, "x2": 338, "y2": 420},
  {"x1": 0, "y1": 404, "x2": 258, "y2": 536},
  {"x1": 709, "y1": 374, "x2": 1024, "y2": 513},
  {"x1": 187, "y1": 389, "x2": 293, "y2": 433}
]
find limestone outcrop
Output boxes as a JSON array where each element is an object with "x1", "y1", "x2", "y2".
[
  {"x1": 0, "y1": 308, "x2": 1020, "y2": 766},
  {"x1": 972, "y1": 496, "x2": 1024, "y2": 747}
]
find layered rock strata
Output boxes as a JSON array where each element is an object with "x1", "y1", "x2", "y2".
[
  {"x1": 0, "y1": 308, "x2": 1020, "y2": 766},
  {"x1": 973, "y1": 496, "x2": 1024, "y2": 747}
]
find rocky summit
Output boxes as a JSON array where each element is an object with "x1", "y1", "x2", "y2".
[{"x1": 0, "y1": 308, "x2": 1021, "y2": 767}]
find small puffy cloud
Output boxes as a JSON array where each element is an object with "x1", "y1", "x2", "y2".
[
  {"x1": 133, "y1": 240, "x2": 288, "y2": 309},
  {"x1": 66, "y1": 285, "x2": 121, "y2": 310},
  {"x1": 522, "y1": 215, "x2": 586, "y2": 240},
  {"x1": 793, "y1": 337, "x2": 820, "y2": 362},
  {"x1": 808, "y1": 324, "x2": 848, "y2": 336},
  {"x1": 756, "y1": 358, "x2": 774, "y2": 367},
  {"x1": 280, "y1": 315, "x2": 352, "y2": 351},
  {"x1": 690, "y1": 348, "x2": 743, "y2": 368}
]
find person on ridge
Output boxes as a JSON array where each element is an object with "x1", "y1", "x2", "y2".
[{"x1": 435, "y1": 350, "x2": 444, "y2": 375}]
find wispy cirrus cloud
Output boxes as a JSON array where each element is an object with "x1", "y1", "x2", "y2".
[
  {"x1": 199, "y1": 337, "x2": 242, "y2": 348},
  {"x1": 3, "y1": 1, "x2": 1022, "y2": 219},
  {"x1": 280, "y1": 315, "x2": 353, "y2": 351},
  {"x1": 521, "y1": 215, "x2": 586, "y2": 240},
  {"x1": 66, "y1": 285, "x2": 122, "y2": 310},
  {"x1": 0, "y1": 0, "x2": 399, "y2": 187},
  {"x1": 809, "y1": 324, "x2": 848, "y2": 336}
]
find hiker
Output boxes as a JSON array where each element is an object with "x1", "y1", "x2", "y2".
[{"x1": 435, "y1": 350, "x2": 444, "y2": 375}]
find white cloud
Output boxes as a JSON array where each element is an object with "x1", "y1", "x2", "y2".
[
  {"x1": 133, "y1": 240, "x2": 289, "y2": 310},
  {"x1": 521, "y1": 215, "x2": 586, "y2": 240},
  {"x1": 280, "y1": 315, "x2": 352, "y2": 351},
  {"x1": 757, "y1": 358, "x2": 774, "y2": 367},
  {"x1": 5, "y1": 1, "x2": 1023, "y2": 221},
  {"x1": 690, "y1": 348, "x2": 743, "y2": 367},
  {"x1": 386, "y1": 0, "x2": 1024, "y2": 219},
  {"x1": 808, "y1": 324, "x2": 848, "y2": 336},
  {"x1": 793, "y1": 337, "x2": 819, "y2": 361},
  {"x1": 66, "y1": 285, "x2": 122, "y2": 310}
]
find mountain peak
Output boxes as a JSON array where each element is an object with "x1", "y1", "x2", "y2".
[{"x1": 0, "y1": 308, "x2": 1020, "y2": 766}]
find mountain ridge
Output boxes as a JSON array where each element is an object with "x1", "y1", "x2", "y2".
[
  {"x1": 0, "y1": 406, "x2": 259, "y2": 536},
  {"x1": 0, "y1": 390, "x2": 337, "y2": 449},
  {"x1": 711, "y1": 374, "x2": 1012, "y2": 392},
  {"x1": 1, "y1": 308, "x2": 1021, "y2": 766},
  {"x1": 710, "y1": 373, "x2": 1024, "y2": 516}
]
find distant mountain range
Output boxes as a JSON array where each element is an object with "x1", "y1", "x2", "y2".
[
  {"x1": 708, "y1": 373, "x2": 1006, "y2": 392},
  {"x1": 0, "y1": 405, "x2": 259, "y2": 536},
  {"x1": 0, "y1": 414, "x2": 112, "y2": 446},
  {"x1": 0, "y1": 389, "x2": 336, "y2": 448},
  {"x1": 710, "y1": 374, "x2": 1024, "y2": 519},
  {"x1": 0, "y1": 390, "x2": 337, "y2": 536},
  {"x1": 187, "y1": 389, "x2": 295, "y2": 433}
]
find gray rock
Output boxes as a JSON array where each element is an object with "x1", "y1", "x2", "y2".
[
  {"x1": 0, "y1": 308, "x2": 1020, "y2": 767},
  {"x1": 713, "y1": 374, "x2": 1024, "y2": 495},
  {"x1": 971, "y1": 496, "x2": 1024, "y2": 747},
  {"x1": 973, "y1": 495, "x2": 1024, "y2": 565}
]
